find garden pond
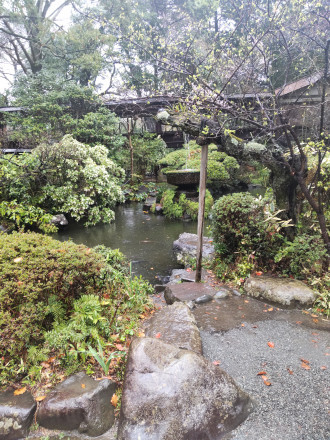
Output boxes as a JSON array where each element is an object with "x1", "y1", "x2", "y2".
[{"x1": 55, "y1": 202, "x2": 205, "y2": 284}]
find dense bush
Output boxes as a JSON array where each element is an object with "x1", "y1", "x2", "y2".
[
  {"x1": 211, "y1": 192, "x2": 282, "y2": 262},
  {"x1": 0, "y1": 135, "x2": 125, "y2": 226},
  {"x1": 0, "y1": 232, "x2": 153, "y2": 385},
  {"x1": 159, "y1": 188, "x2": 214, "y2": 220}
]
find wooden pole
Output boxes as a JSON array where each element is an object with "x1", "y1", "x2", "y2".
[
  {"x1": 127, "y1": 118, "x2": 134, "y2": 184},
  {"x1": 195, "y1": 144, "x2": 208, "y2": 282}
]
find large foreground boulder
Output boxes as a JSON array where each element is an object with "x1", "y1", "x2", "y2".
[
  {"x1": 0, "y1": 389, "x2": 36, "y2": 440},
  {"x1": 244, "y1": 276, "x2": 316, "y2": 307},
  {"x1": 37, "y1": 372, "x2": 116, "y2": 436},
  {"x1": 144, "y1": 302, "x2": 202, "y2": 354},
  {"x1": 118, "y1": 337, "x2": 252, "y2": 440}
]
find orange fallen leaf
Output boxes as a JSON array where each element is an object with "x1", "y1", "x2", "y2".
[
  {"x1": 241, "y1": 323, "x2": 245, "y2": 327},
  {"x1": 14, "y1": 387, "x2": 26, "y2": 396},
  {"x1": 138, "y1": 331, "x2": 145, "y2": 338},
  {"x1": 301, "y1": 362, "x2": 311, "y2": 370},
  {"x1": 287, "y1": 368, "x2": 294, "y2": 375},
  {"x1": 111, "y1": 393, "x2": 118, "y2": 407},
  {"x1": 263, "y1": 380, "x2": 272, "y2": 386},
  {"x1": 313, "y1": 318, "x2": 318, "y2": 323},
  {"x1": 300, "y1": 358, "x2": 310, "y2": 364},
  {"x1": 311, "y1": 314, "x2": 318, "y2": 318},
  {"x1": 261, "y1": 375, "x2": 268, "y2": 381},
  {"x1": 155, "y1": 333, "x2": 161, "y2": 338},
  {"x1": 244, "y1": 300, "x2": 249, "y2": 303},
  {"x1": 257, "y1": 371, "x2": 267, "y2": 376},
  {"x1": 267, "y1": 342, "x2": 275, "y2": 348},
  {"x1": 255, "y1": 271, "x2": 263, "y2": 276},
  {"x1": 213, "y1": 360, "x2": 220, "y2": 366},
  {"x1": 296, "y1": 321, "x2": 302, "y2": 325},
  {"x1": 35, "y1": 395, "x2": 46, "y2": 402},
  {"x1": 115, "y1": 344, "x2": 125, "y2": 351},
  {"x1": 81, "y1": 384, "x2": 86, "y2": 389},
  {"x1": 321, "y1": 366, "x2": 327, "y2": 370},
  {"x1": 214, "y1": 317, "x2": 218, "y2": 320},
  {"x1": 268, "y1": 307, "x2": 274, "y2": 312},
  {"x1": 312, "y1": 332, "x2": 319, "y2": 336},
  {"x1": 47, "y1": 356, "x2": 56, "y2": 363}
]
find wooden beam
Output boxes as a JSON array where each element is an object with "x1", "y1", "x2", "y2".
[{"x1": 195, "y1": 144, "x2": 208, "y2": 282}]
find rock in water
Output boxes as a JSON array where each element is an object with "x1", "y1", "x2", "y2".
[
  {"x1": 0, "y1": 389, "x2": 36, "y2": 440},
  {"x1": 117, "y1": 338, "x2": 252, "y2": 440},
  {"x1": 37, "y1": 372, "x2": 116, "y2": 436},
  {"x1": 50, "y1": 214, "x2": 68, "y2": 227},
  {"x1": 244, "y1": 276, "x2": 316, "y2": 306}
]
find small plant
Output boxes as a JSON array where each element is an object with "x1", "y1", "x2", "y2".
[
  {"x1": 161, "y1": 189, "x2": 213, "y2": 220},
  {"x1": 84, "y1": 340, "x2": 124, "y2": 376}
]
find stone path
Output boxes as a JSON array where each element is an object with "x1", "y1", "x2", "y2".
[{"x1": 158, "y1": 275, "x2": 330, "y2": 440}]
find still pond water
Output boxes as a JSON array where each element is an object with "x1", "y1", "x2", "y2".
[{"x1": 55, "y1": 203, "x2": 205, "y2": 284}]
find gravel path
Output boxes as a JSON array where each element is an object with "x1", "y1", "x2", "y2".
[{"x1": 201, "y1": 320, "x2": 330, "y2": 440}]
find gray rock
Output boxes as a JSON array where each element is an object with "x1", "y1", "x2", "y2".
[
  {"x1": 154, "y1": 284, "x2": 166, "y2": 293},
  {"x1": 164, "y1": 282, "x2": 217, "y2": 305},
  {"x1": 154, "y1": 204, "x2": 163, "y2": 214},
  {"x1": 143, "y1": 197, "x2": 157, "y2": 211},
  {"x1": 117, "y1": 337, "x2": 252, "y2": 440},
  {"x1": 0, "y1": 388, "x2": 36, "y2": 440},
  {"x1": 232, "y1": 289, "x2": 241, "y2": 297},
  {"x1": 185, "y1": 300, "x2": 196, "y2": 310},
  {"x1": 214, "y1": 289, "x2": 230, "y2": 299},
  {"x1": 50, "y1": 214, "x2": 68, "y2": 227},
  {"x1": 195, "y1": 294, "x2": 213, "y2": 304},
  {"x1": 144, "y1": 302, "x2": 202, "y2": 354},
  {"x1": 173, "y1": 232, "x2": 215, "y2": 266},
  {"x1": 37, "y1": 372, "x2": 116, "y2": 437},
  {"x1": 244, "y1": 276, "x2": 316, "y2": 306}
]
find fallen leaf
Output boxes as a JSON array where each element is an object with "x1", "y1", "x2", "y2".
[
  {"x1": 263, "y1": 380, "x2": 272, "y2": 386},
  {"x1": 13, "y1": 257, "x2": 23, "y2": 263},
  {"x1": 213, "y1": 360, "x2": 220, "y2": 365},
  {"x1": 321, "y1": 366, "x2": 327, "y2": 370},
  {"x1": 268, "y1": 307, "x2": 274, "y2": 312},
  {"x1": 313, "y1": 318, "x2": 318, "y2": 323},
  {"x1": 252, "y1": 325, "x2": 258, "y2": 328},
  {"x1": 261, "y1": 375, "x2": 268, "y2": 381},
  {"x1": 287, "y1": 368, "x2": 294, "y2": 375},
  {"x1": 41, "y1": 362, "x2": 50, "y2": 369},
  {"x1": 35, "y1": 395, "x2": 46, "y2": 402},
  {"x1": 241, "y1": 323, "x2": 245, "y2": 327},
  {"x1": 312, "y1": 332, "x2": 319, "y2": 336},
  {"x1": 267, "y1": 342, "x2": 275, "y2": 348},
  {"x1": 138, "y1": 331, "x2": 145, "y2": 338},
  {"x1": 47, "y1": 356, "x2": 56, "y2": 363},
  {"x1": 300, "y1": 358, "x2": 310, "y2": 364},
  {"x1": 81, "y1": 384, "x2": 86, "y2": 389},
  {"x1": 311, "y1": 340, "x2": 318, "y2": 344},
  {"x1": 311, "y1": 314, "x2": 318, "y2": 318},
  {"x1": 244, "y1": 300, "x2": 249, "y2": 303},
  {"x1": 255, "y1": 271, "x2": 263, "y2": 276},
  {"x1": 115, "y1": 344, "x2": 125, "y2": 351},
  {"x1": 155, "y1": 333, "x2": 161, "y2": 338},
  {"x1": 111, "y1": 394, "x2": 118, "y2": 407},
  {"x1": 301, "y1": 362, "x2": 311, "y2": 370},
  {"x1": 296, "y1": 321, "x2": 302, "y2": 325},
  {"x1": 14, "y1": 387, "x2": 26, "y2": 396},
  {"x1": 214, "y1": 317, "x2": 218, "y2": 320},
  {"x1": 257, "y1": 371, "x2": 267, "y2": 375}
]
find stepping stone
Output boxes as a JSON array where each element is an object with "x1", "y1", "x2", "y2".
[
  {"x1": 164, "y1": 282, "x2": 218, "y2": 305},
  {"x1": 0, "y1": 388, "x2": 36, "y2": 440}
]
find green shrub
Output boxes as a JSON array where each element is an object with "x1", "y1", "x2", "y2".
[
  {"x1": 0, "y1": 201, "x2": 57, "y2": 233},
  {"x1": 161, "y1": 188, "x2": 213, "y2": 220},
  {"x1": 0, "y1": 232, "x2": 153, "y2": 385}
]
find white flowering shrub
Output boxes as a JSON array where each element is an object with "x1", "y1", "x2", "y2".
[{"x1": 0, "y1": 135, "x2": 125, "y2": 226}]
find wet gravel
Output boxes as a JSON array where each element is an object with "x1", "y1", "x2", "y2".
[{"x1": 201, "y1": 320, "x2": 330, "y2": 440}]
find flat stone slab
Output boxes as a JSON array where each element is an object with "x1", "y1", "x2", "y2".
[
  {"x1": 144, "y1": 302, "x2": 202, "y2": 354},
  {"x1": 169, "y1": 268, "x2": 208, "y2": 283},
  {"x1": 0, "y1": 388, "x2": 36, "y2": 440},
  {"x1": 244, "y1": 276, "x2": 316, "y2": 307},
  {"x1": 164, "y1": 282, "x2": 218, "y2": 305},
  {"x1": 37, "y1": 372, "x2": 116, "y2": 437},
  {"x1": 117, "y1": 337, "x2": 252, "y2": 440}
]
